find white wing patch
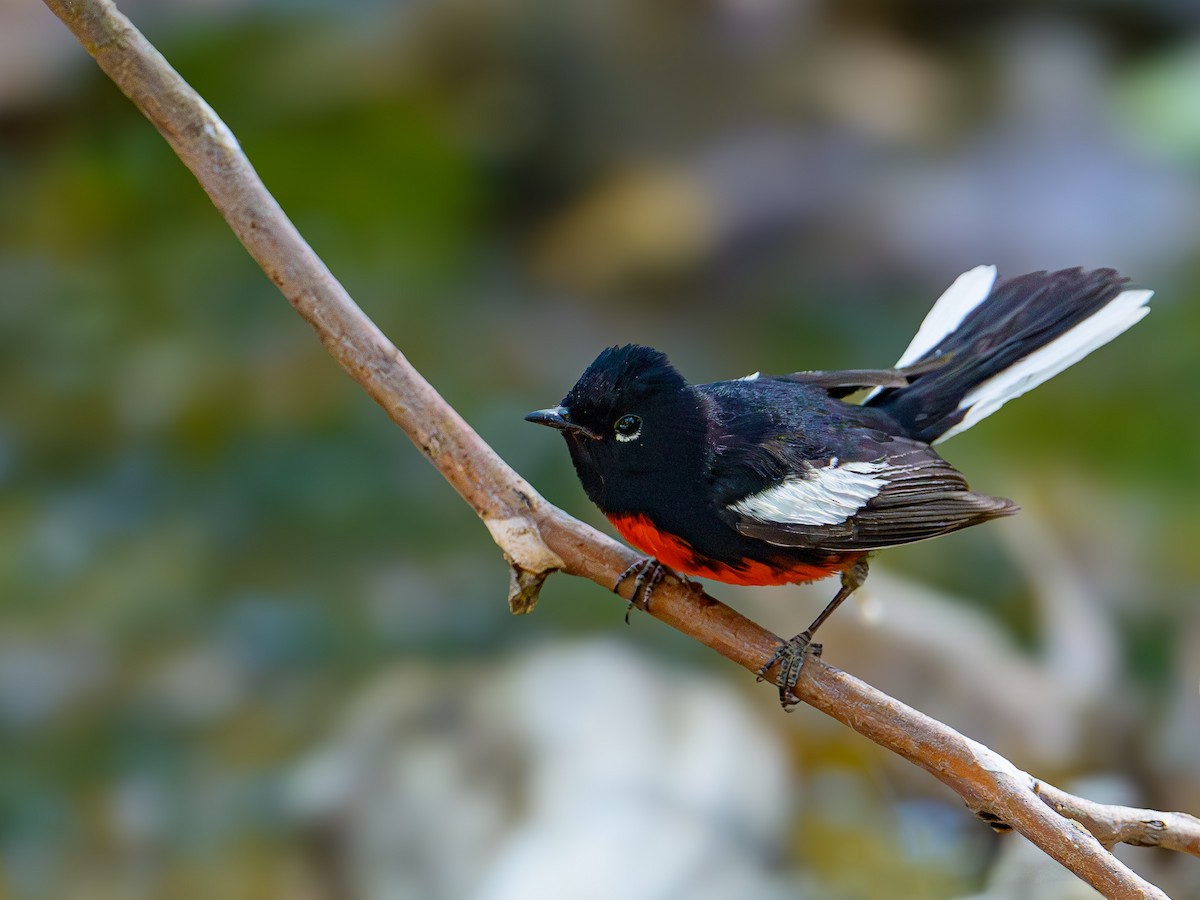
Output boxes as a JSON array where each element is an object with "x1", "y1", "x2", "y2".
[
  {"x1": 863, "y1": 265, "x2": 997, "y2": 403},
  {"x1": 936, "y1": 287, "x2": 1152, "y2": 443},
  {"x1": 729, "y1": 460, "x2": 888, "y2": 526}
]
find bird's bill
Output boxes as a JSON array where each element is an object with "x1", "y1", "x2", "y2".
[{"x1": 524, "y1": 406, "x2": 601, "y2": 439}]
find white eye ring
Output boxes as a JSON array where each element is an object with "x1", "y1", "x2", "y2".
[{"x1": 614, "y1": 414, "x2": 642, "y2": 442}]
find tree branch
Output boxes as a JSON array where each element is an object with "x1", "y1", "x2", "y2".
[{"x1": 41, "y1": 1, "x2": 1196, "y2": 897}]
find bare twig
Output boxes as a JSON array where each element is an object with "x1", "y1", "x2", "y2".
[
  {"x1": 40, "y1": 1, "x2": 1195, "y2": 897},
  {"x1": 1035, "y1": 781, "x2": 1200, "y2": 855}
]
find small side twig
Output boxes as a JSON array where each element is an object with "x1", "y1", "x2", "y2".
[
  {"x1": 1035, "y1": 780, "x2": 1200, "y2": 855},
  {"x1": 39, "y1": 2, "x2": 1196, "y2": 898}
]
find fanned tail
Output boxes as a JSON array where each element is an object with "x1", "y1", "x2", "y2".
[{"x1": 866, "y1": 266, "x2": 1152, "y2": 444}]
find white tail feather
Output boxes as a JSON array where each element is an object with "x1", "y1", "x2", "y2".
[
  {"x1": 935, "y1": 288, "x2": 1152, "y2": 443},
  {"x1": 895, "y1": 265, "x2": 998, "y2": 367},
  {"x1": 864, "y1": 265, "x2": 997, "y2": 403}
]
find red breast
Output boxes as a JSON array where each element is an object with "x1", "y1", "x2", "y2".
[{"x1": 606, "y1": 512, "x2": 856, "y2": 587}]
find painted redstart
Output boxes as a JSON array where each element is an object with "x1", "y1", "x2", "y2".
[{"x1": 526, "y1": 266, "x2": 1152, "y2": 704}]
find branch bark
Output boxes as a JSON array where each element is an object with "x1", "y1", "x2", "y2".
[{"x1": 41, "y1": 1, "x2": 1198, "y2": 897}]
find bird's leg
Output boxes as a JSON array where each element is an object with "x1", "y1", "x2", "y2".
[
  {"x1": 758, "y1": 558, "x2": 870, "y2": 708},
  {"x1": 614, "y1": 557, "x2": 668, "y2": 623}
]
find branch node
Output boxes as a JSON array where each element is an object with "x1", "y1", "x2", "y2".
[
  {"x1": 506, "y1": 565, "x2": 553, "y2": 615},
  {"x1": 484, "y1": 516, "x2": 564, "y2": 614}
]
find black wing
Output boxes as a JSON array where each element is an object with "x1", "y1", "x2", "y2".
[
  {"x1": 718, "y1": 436, "x2": 1018, "y2": 552},
  {"x1": 764, "y1": 358, "x2": 946, "y2": 399}
]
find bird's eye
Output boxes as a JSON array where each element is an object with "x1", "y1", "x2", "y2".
[{"x1": 613, "y1": 414, "x2": 642, "y2": 442}]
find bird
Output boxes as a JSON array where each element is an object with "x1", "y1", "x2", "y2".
[{"x1": 525, "y1": 266, "x2": 1152, "y2": 704}]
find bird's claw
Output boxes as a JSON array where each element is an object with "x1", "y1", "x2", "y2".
[
  {"x1": 756, "y1": 630, "x2": 822, "y2": 709},
  {"x1": 614, "y1": 557, "x2": 667, "y2": 623}
]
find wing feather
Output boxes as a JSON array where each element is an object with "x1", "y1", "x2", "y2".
[
  {"x1": 724, "y1": 439, "x2": 1017, "y2": 551},
  {"x1": 765, "y1": 358, "x2": 947, "y2": 399}
]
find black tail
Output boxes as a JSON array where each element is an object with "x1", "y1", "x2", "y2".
[{"x1": 866, "y1": 267, "x2": 1151, "y2": 444}]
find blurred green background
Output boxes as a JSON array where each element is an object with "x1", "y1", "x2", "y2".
[{"x1": 2, "y1": 0, "x2": 1200, "y2": 897}]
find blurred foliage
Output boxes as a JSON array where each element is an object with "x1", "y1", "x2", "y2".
[{"x1": 2, "y1": 0, "x2": 1200, "y2": 897}]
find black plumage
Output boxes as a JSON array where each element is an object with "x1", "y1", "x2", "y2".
[{"x1": 526, "y1": 266, "x2": 1150, "y2": 702}]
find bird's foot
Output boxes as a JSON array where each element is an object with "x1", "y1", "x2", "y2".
[
  {"x1": 614, "y1": 557, "x2": 668, "y2": 623},
  {"x1": 756, "y1": 630, "x2": 823, "y2": 709}
]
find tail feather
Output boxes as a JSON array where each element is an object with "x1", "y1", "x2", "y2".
[
  {"x1": 892, "y1": 264, "x2": 998, "y2": 369},
  {"x1": 867, "y1": 267, "x2": 1152, "y2": 444}
]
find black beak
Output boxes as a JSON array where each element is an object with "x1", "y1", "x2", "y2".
[{"x1": 525, "y1": 406, "x2": 601, "y2": 439}]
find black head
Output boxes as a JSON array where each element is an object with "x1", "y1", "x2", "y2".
[{"x1": 526, "y1": 345, "x2": 708, "y2": 513}]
